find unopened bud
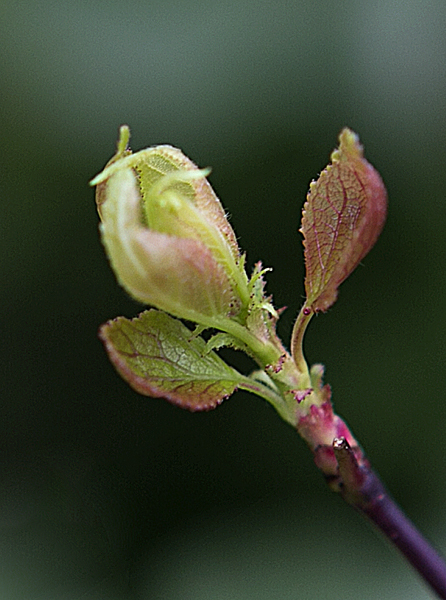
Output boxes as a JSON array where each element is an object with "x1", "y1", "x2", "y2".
[{"x1": 91, "y1": 126, "x2": 249, "y2": 326}]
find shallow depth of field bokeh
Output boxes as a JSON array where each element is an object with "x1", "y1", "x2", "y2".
[{"x1": 2, "y1": 1, "x2": 446, "y2": 598}]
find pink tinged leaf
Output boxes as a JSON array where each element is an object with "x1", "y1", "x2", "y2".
[
  {"x1": 99, "y1": 310, "x2": 244, "y2": 411},
  {"x1": 301, "y1": 128, "x2": 387, "y2": 312},
  {"x1": 99, "y1": 167, "x2": 240, "y2": 321}
]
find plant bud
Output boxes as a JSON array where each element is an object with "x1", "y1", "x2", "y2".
[{"x1": 91, "y1": 126, "x2": 249, "y2": 326}]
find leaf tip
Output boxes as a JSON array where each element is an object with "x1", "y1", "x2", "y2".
[
  {"x1": 117, "y1": 124, "x2": 130, "y2": 154},
  {"x1": 330, "y1": 127, "x2": 363, "y2": 164}
]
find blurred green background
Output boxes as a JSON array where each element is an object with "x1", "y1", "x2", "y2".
[{"x1": 1, "y1": 0, "x2": 446, "y2": 598}]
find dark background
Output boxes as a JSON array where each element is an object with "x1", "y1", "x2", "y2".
[{"x1": 1, "y1": 1, "x2": 446, "y2": 598}]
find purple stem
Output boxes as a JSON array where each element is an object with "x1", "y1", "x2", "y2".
[{"x1": 333, "y1": 437, "x2": 446, "y2": 599}]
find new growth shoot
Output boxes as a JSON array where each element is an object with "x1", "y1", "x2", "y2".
[{"x1": 91, "y1": 127, "x2": 446, "y2": 599}]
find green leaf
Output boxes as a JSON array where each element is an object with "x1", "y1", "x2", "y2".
[
  {"x1": 91, "y1": 127, "x2": 250, "y2": 321},
  {"x1": 301, "y1": 128, "x2": 387, "y2": 313},
  {"x1": 99, "y1": 309, "x2": 246, "y2": 411}
]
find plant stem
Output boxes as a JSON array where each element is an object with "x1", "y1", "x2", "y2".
[
  {"x1": 333, "y1": 437, "x2": 446, "y2": 599},
  {"x1": 221, "y1": 307, "x2": 446, "y2": 596},
  {"x1": 290, "y1": 304, "x2": 313, "y2": 375}
]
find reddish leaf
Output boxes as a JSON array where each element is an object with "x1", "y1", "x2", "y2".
[{"x1": 301, "y1": 129, "x2": 387, "y2": 312}]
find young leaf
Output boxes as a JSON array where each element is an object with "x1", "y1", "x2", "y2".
[
  {"x1": 99, "y1": 309, "x2": 246, "y2": 411},
  {"x1": 91, "y1": 127, "x2": 250, "y2": 325},
  {"x1": 301, "y1": 128, "x2": 387, "y2": 312}
]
